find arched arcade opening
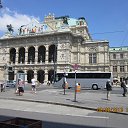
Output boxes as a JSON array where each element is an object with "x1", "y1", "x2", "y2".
[
  {"x1": 27, "y1": 70, "x2": 34, "y2": 83},
  {"x1": 48, "y1": 69, "x2": 54, "y2": 83},
  {"x1": 37, "y1": 70, "x2": 45, "y2": 83},
  {"x1": 10, "y1": 48, "x2": 16, "y2": 64}
]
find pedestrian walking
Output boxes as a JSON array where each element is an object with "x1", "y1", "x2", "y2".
[
  {"x1": 31, "y1": 77, "x2": 36, "y2": 93},
  {"x1": 106, "y1": 79, "x2": 112, "y2": 100},
  {"x1": 1, "y1": 83, "x2": 5, "y2": 92},
  {"x1": 18, "y1": 78, "x2": 24, "y2": 96},
  {"x1": 121, "y1": 80, "x2": 127, "y2": 97}
]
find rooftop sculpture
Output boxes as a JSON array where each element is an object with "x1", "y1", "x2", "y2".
[{"x1": 7, "y1": 24, "x2": 14, "y2": 34}]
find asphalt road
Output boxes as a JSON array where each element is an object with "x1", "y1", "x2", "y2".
[{"x1": 0, "y1": 99, "x2": 128, "y2": 128}]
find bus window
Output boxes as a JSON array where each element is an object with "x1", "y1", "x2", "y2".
[
  {"x1": 55, "y1": 74, "x2": 63, "y2": 82},
  {"x1": 53, "y1": 71, "x2": 113, "y2": 90},
  {"x1": 56, "y1": 75, "x2": 59, "y2": 82}
]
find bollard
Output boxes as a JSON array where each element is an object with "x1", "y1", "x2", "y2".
[
  {"x1": 76, "y1": 83, "x2": 81, "y2": 92},
  {"x1": 65, "y1": 82, "x2": 68, "y2": 89}
]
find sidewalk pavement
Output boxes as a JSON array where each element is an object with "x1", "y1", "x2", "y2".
[{"x1": 0, "y1": 84, "x2": 128, "y2": 115}]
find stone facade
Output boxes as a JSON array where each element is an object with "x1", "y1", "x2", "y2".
[
  {"x1": 109, "y1": 47, "x2": 128, "y2": 82},
  {"x1": 0, "y1": 14, "x2": 110, "y2": 83}
]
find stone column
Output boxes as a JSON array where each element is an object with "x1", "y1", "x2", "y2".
[
  {"x1": 45, "y1": 45, "x2": 49, "y2": 64},
  {"x1": 5, "y1": 48, "x2": 10, "y2": 63},
  {"x1": 24, "y1": 69, "x2": 27, "y2": 83},
  {"x1": 44, "y1": 68, "x2": 48, "y2": 83},
  {"x1": 117, "y1": 63, "x2": 120, "y2": 79},
  {"x1": 35, "y1": 46, "x2": 38, "y2": 64},
  {"x1": 34, "y1": 69, "x2": 37, "y2": 81},
  {"x1": 124, "y1": 61, "x2": 127, "y2": 72},
  {"x1": 25, "y1": 47, "x2": 28, "y2": 65},
  {"x1": 77, "y1": 43, "x2": 80, "y2": 64}
]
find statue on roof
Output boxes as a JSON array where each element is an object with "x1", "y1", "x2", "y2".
[
  {"x1": 78, "y1": 17, "x2": 85, "y2": 20},
  {"x1": 7, "y1": 24, "x2": 14, "y2": 34},
  {"x1": 63, "y1": 17, "x2": 68, "y2": 25},
  {"x1": 19, "y1": 25, "x2": 25, "y2": 35}
]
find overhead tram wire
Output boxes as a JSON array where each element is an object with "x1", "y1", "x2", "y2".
[
  {"x1": 90, "y1": 30, "x2": 127, "y2": 46},
  {"x1": 90, "y1": 30, "x2": 124, "y2": 35},
  {"x1": 120, "y1": 30, "x2": 128, "y2": 46}
]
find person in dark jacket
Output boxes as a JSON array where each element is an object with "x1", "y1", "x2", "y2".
[
  {"x1": 1, "y1": 83, "x2": 5, "y2": 92},
  {"x1": 106, "y1": 80, "x2": 112, "y2": 100},
  {"x1": 121, "y1": 80, "x2": 127, "y2": 97}
]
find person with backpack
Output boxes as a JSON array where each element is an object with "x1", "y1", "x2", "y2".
[
  {"x1": 106, "y1": 79, "x2": 112, "y2": 100},
  {"x1": 121, "y1": 80, "x2": 127, "y2": 97}
]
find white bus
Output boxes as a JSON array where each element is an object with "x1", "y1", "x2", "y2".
[{"x1": 53, "y1": 71, "x2": 113, "y2": 90}]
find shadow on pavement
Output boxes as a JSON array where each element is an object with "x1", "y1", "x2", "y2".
[
  {"x1": 0, "y1": 115, "x2": 108, "y2": 128},
  {"x1": 43, "y1": 121, "x2": 108, "y2": 128}
]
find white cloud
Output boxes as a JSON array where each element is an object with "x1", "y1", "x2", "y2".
[{"x1": 0, "y1": 7, "x2": 39, "y2": 35}]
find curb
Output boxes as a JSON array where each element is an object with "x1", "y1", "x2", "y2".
[{"x1": 0, "y1": 97, "x2": 128, "y2": 115}]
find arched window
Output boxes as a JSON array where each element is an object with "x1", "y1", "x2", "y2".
[
  {"x1": 28, "y1": 46, "x2": 35, "y2": 64},
  {"x1": 38, "y1": 46, "x2": 46, "y2": 63},
  {"x1": 18, "y1": 47, "x2": 25, "y2": 64},
  {"x1": 27, "y1": 70, "x2": 34, "y2": 83},
  {"x1": 37, "y1": 70, "x2": 45, "y2": 83},
  {"x1": 10, "y1": 48, "x2": 16, "y2": 64},
  {"x1": 48, "y1": 45, "x2": 57, "y2": 63}
]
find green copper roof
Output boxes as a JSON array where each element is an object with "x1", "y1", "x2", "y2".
[
  {"x1": 68, "y1": 18, "x2": 78, "y2": 26},
  {"x1": 109, "y1": 46, "x2": 128, "y2": 51}
]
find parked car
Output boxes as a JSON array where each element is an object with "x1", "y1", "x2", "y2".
[{"x1": 6, "y1": 80, "x2": 16, "y2": 88}]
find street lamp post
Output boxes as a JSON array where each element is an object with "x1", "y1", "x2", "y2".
[
  {"x1": 63, "y1": 74, "x2": 66, "y2": 95},
  {"x1": 3, "y1": 64, "x2": 8, "y2": 90},
  {"x1": 53, "y1": 37, "x2": 58, "y2": 83},
  {"x1": 73, "y1": 64, "x2": 78, "y2": 102},
  {"x1": 53, "y1": 52, "x2": 56, "y2": 83},
  {"x1": 74, "y1": 70, "x2": 77, "y2": 102}
]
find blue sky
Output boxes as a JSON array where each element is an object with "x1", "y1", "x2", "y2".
[{"x1": 0, "y1": 0, "x2": 128, "y2": 47}]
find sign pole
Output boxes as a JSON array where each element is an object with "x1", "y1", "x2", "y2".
[
  {"x1": 63, "y1": 68, "x2": 66, "y2": 95},
  {"x1": 63, "y1": 75, "x2": 66, "y2": 95},
  {"x1": 74, "y1": 70, "x2": 77, "y2": 102},
  {"x1": 72, "y1": 64, "x2": 78, "y2": 102}
]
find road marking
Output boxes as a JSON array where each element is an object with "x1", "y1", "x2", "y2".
[
  {"x1": 65, "y1": 114, "x2": 109, "y2": 119},
  {"x1": 0, "y1": 99, "x2": 109, "y2": 119}
]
